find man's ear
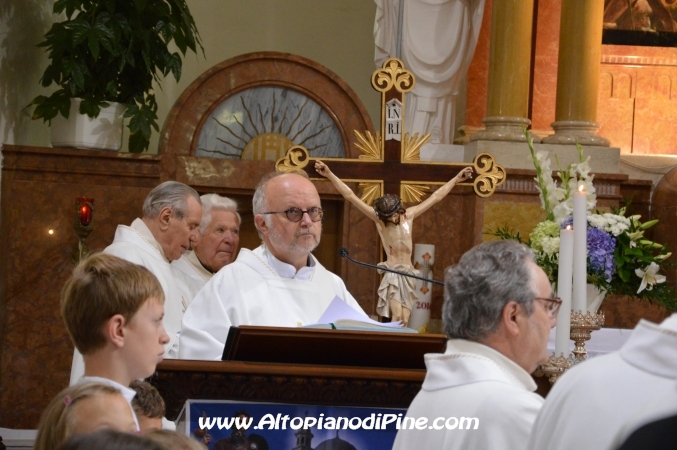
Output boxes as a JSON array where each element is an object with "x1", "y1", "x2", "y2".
[
  {"x1": 501, "y1": 301, "x2": 522, "y2": 337},
  {"x1": 106, "y1": 314, "x2": 127, "y2": 349},
  {"x1": 158, "y1": 207, "x2": 173, "y2": 231},
  {"x1": 253, "y1": 214, "x2": 268, "y2": 236}
]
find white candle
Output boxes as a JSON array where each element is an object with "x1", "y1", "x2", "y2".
[
  {"x1": 555, "y1": 226, "x2": 574, "y2": 356},
  {"x1": 572, "y1": 182, "x2": 588, "y2": 313}
]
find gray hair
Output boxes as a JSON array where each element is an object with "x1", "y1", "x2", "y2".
[
  {"x1": 252, "y1": 171, "x2": 310, "y2": 238},
  {"x1": 199, "y1": 194, "x2": 240, "y2": 233},
  {"x1": 442, "y1": 240, "x2": 538, "y2": 341},
  {"x1": 142, "y1": 181, "x2": 201, "y2": 219}
]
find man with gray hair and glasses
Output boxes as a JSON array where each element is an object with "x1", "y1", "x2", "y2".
[
  {"x1": 172, "y1": 193, "x2": 241, "y2": 292},
  {"x1": 393, "y1": 240, "x2": 556, "y2": 450},
  {"x1": 70, "y1": 181, "x2": 202, "y2": 382},
  {"x1": 179, "y1": 171, "x2": 366, "y2": 360}
]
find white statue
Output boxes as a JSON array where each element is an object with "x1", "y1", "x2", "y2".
[{"x1": 374, "y1": 0, "x2": 485, "y2": 144}]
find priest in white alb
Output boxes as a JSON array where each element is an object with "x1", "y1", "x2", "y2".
[
  {"x1": 179, "y1": 171, "x2": 367, "y2": 360},
  {"x1": 70, "y1": 181, "x2": 203, "y2": 383},
  {"x1": 527, "y1": 313, "x2": 677, "y2": 450},
  {"x1": 392, "y1": 241, "x2": 555, "y2": 450},
  {"x1": 172, "y1": 193, "x2": 240, "y2": 294}
]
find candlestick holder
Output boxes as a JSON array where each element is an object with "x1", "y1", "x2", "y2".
[
  {"x1": 539, "y1": 353, "x2": 575, "y2": 385},
  {"x1": 570, "y1": 310, "x2": 605, "y2": 362},
  {"x1": 72, "y1": 198, "x2": 95, "y2": 265}
]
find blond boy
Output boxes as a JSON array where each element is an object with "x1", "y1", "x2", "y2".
[{"x1": 61, "y1": 253, "x2": 170, "y2": 430}]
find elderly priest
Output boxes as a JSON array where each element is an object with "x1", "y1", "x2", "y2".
[
  {"x1": 392, "y1": 240, "x2": 555, "y2": 450},
  {"x1": 179, "y1": 171, "x2": 367, "y2": 360},
  {"x1": 172, "y1": 193, "x2": 241, "y2": 293},
  {"x1": 104, "y1": 181, "x2": 203, "y2": 357},
  {"x1": 70, "y1": 181, "x2": 203, "y2": 383}
]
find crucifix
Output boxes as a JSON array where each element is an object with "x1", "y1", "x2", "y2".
[
  {"x1": 275, "y1": 58, "x2": 505, "y2": 326},
  {"x1": 275, "y1": 58, "x2": 505, "y2": 205}
]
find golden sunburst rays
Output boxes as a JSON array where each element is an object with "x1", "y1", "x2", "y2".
[
  {"x1": 354, "y1": 130, "x2": 382, "y2": 160},
  {"x1": 357, "y1": 182, "x2": 383, "y2": 206},
  {"x1": 196, "y1": 88, "x2": 342, "y2": 161},
  {"x1": 402, "y1": 132, "x2": 430, "y2": 161},
  {"x1": 400, "y1": 183, "x2": 431, "y2": 204}
]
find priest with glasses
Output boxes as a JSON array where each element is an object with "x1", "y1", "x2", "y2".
[{"x1": 179, "y1": 171, "x2": 367, "y2": 360}]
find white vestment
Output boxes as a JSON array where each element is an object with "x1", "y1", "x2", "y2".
[
  {"x1": 70, "y1": 220, "x2": 200, "y2": 383},
  {"x1": 374, "y1": 0, "x2": 485, "y2": 144},
  {"x1": 179, "y1": 245, "x2": 367, "y2": 360},
  {"x1": 392, "y1": 339, "x2": 543, "y2": 450},
  {"x1": 611, "y1": 382, "x2": 677, "y2": 450},
  {"x1": 171, "y1": 250, "x2": 213, "y2": 296},
  {"x1": 527, "y1": 314, "x2": 677, "y2": 450}
]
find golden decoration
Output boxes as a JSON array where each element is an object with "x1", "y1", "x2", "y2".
[
  {"x1": 275, "y1": 145, "x2": 310, "y2": 173},
  {"x1": 473, "y1": 153, "x2": 506, "y2": 198},
  {"x1": 400, "y1": 183, "x2": 430, "y2": 204},
  {"x1": 371, "y1": 58, "x2": 415, "y2": 94},
  {"x1": 357, "y1": 182, "x2": 383, "y2": 206},
  {"x1": 402, "y1": 132, "x2": 430, "y2": 162},
  {"x1": 354, "y1": 130, "x2": 382, "y2": 161},
  {"x1": 570, "y1": 310, "x2": 605, "y2": 362}
]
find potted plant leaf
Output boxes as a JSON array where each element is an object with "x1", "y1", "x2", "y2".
[{"x1": 30, "y1": 0, "x2": 203, "y2": 152}]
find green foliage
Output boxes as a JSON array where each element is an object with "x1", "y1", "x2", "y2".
[{"x1": 29, "y1": 0, "x2": 203, "y2": 152}]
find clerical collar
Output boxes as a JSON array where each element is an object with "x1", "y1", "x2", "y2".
[
  {"x1": 185, "y1": 250, "x2": 215, "y2": 280},
  {"x1": 263, "y1": 245, "x2": 316, "y2": 280},
  {"x1": 130, "y1": 218, "x2": 168, "y2": 262}
]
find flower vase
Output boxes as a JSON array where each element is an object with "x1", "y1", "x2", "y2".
[{"x1": 586, "y1": 283, "x2": 606, "y2": 313}]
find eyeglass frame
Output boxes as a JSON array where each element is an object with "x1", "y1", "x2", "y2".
[
  {"x1": 534, "y1": 297, "x2": 563, "y2": 316},
  {"x1": 261, "y1": 207, "x2": 324, "y2": 223}
]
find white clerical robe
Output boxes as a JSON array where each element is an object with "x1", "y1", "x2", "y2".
[
  {"x1": 179, "y1": 245, "x2": 366, "y2": 360},
  {"x1": 611, "y1": 383, "x2": 677, "y2": 450},
  {"x1": 70, "y1": 220, "x2": 200, "y2": 383},
  {"x1": 527, "y1": 314, "x2": 677, "y2": 450},
  {"x1": 171, "y1": 250, "x2": 213, "y2": 297},
  {"x1": 392, "y1": 339, "x2": 544, "y2": 450}
]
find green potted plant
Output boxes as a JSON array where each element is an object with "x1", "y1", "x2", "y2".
[{"x1": 30, "y1": 0, "x2": 203, "y2": 153}]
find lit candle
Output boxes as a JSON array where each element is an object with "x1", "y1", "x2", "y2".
[
  {"x1": 572, "y1": 183, "x2": 587, "y2": 313},
  {"x1": 76, "y1": 198, "x2": 95, "y2": 227},
  {"x1": 555, "y1": 226, "x2": 574, "y2": 356}
]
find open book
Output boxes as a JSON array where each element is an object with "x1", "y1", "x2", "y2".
[{"x1": 303, "y1": 296, "x2": 418, "y2": 333}]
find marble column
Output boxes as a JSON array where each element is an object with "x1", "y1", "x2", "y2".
[
  {"x1": 471, "y1": 0, "x2": 539, "y2": 143},
  {"x1": 543, "y1": 0, "x2": 610, "y2": 146}
]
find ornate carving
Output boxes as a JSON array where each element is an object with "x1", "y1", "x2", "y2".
[
  {"x1": 275, "y1": 145, "x2": 310, "y2": 173},
  {"x1": 400, "y1": 183, "x2": 431, "y2": 204},
  {"x1": 357, "y1": 182, "x2": 384, "y2": 207},
  {"x1": 354, "y1": 130, "x2": 382, "y2": 161},
  {"x1": 473, "y1": 153, "x2": 506, "y2": 198},
  {"x1": 402, "y1": 132, "x2": 430, "y2": 162},
  {"x1": 151, "y1": 370, "x2": 423, "y2": 421},
  {"x1": 371, "y1": 58, "x2": 415, "y2": 94}
]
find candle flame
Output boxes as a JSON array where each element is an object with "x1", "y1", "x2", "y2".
[
  {"x1": 48, "y1": 229, "x2": 54, "y2": 235},
  {"x1": 578, "y1": 184, "x2": 585, "y2": 192},
  {"x1": 566, "y1": 225, "x2": 572, "y2": 230}
]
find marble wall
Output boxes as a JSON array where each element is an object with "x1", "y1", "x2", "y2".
[{"x1": 465, "y1": 0, "x2": 677, "y2": 154}]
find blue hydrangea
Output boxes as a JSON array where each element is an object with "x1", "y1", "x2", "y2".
[
  {"x1": 561, "y1": 216, "x2": 616, "y2": 281},
  {"x1": 587, "y1": 227, "x2": 616, "y2": 281}
]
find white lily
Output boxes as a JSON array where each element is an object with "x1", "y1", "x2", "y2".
[{"x1": 635, "y1": 262, "x2": 666, "y2": 294}]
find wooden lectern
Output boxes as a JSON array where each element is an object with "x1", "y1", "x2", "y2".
[{"x1": 151, "y1": 326, "x2": 446, "y2": 420}]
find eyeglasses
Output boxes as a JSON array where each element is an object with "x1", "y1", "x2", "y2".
[
  {"x1": 262, "y1": 207, "x2": 324, "y2": 223},
  {"x1": 535, "y1": 297, "x2": 563, "y2": 316}
]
